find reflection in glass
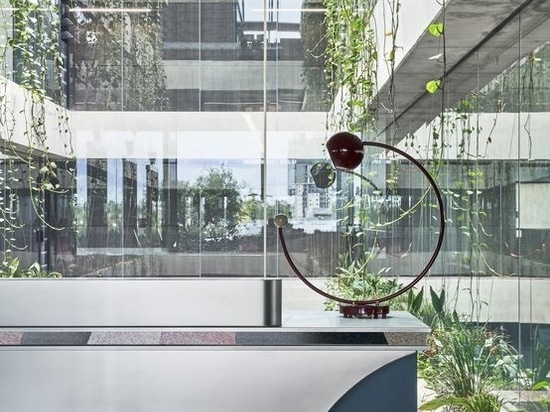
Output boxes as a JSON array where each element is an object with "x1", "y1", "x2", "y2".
[{"x1": 1, "y1": 2, "x2": 550, "y2": 399}]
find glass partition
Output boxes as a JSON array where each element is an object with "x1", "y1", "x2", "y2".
[{"x1": 0, "y1": 0, "x2": 549, "y2": 406}]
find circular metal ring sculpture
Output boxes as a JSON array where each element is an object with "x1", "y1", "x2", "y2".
[{"x1": 275, "y1": 132, "x2": 446, "y2": 318}]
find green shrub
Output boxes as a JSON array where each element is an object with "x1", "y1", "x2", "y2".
[{"x1": 0, "y1": 256, "x2": 61, "y2": 278}]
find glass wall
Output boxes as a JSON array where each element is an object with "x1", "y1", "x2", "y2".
[
  {"x1": 40, "y1": 0, "x2": 329, "y2": 277},
  {"x1": 1, "y1": 0, "x2": 549, "y2": 406}
]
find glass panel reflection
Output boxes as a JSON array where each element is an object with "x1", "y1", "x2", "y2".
[{"x1": 1, "y1": 2, "x2": 549, "y2": 404}]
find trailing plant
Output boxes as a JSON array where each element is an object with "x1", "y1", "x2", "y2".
[
  {"x1": 324, "y1": 0, "x2": 379, "y2": 134},
  {"x1": 319, "y1": 4, "x2": 549, "y2": 412},
  {"x1": 1, "y1": 0, "x2": 74, "y2": 272},
  {"x1": 70, "y1": 0, "x2": 168, "y2": 110},
  {"x1": 324, "y1": 171, "x2": 405, "y2": 310},
  {"x1": 300, "y1": 0, "x2": 329, "y2": 111},
  {"x1": 406, "y1": 90, "x2": 508, "y2": 280},
  {"x1": 320, "y1": 5, "x2": 452, "y2": 314},
  {"x1": 443, "y1": 164, "x2": 499, "y2": 277}
]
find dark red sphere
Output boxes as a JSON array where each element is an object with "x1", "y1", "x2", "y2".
[{"x1": 326, "y1": 132, "x2": 364, "y2": 170}]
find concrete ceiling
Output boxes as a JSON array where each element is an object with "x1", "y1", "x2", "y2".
[{"x1": 374, "y1": 0, "x2": 550, "y2": 144}]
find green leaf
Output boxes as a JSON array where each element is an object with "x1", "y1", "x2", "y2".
[
  {"x1": 419, "y1": 396, "x2": 466, "y2": 410},
  {"x1": 409, "y1": 287, "x2": 424, "y2": 313},
  {"x1": 28, "y1": 262, "x2": 42, "y2": 275},
  {"x1": 426, "y1": 79, "x2": 441, "y2": 94},
  {"x1": 452, "y1": 310, "x2": 460, "y2": 323},
  {"x1": 430, "y1": 286, "x2": 444, "y2": 315},
  {"x1": 532, "y1": 380, "x2": 550, "y2": 390},
  {"x1": 428, "y1": 23, "x2": 444, "y2": 37},
  {"x1": 8, "y1": 257, "x2": 20, "y2": 275}
]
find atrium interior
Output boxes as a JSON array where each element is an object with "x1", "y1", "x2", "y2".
[{"x1": 1, "y1": 0, "x2": 549, "y2": 410}]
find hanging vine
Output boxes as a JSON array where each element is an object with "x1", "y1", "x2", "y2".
[
  {"x1": 324, "y1": 0, "x2": 378, "y2": 135},
  {"x1": 0, "y1": 0, "x2": 74, "y2": 274},
  {"x1": 70, "y1": 0, "x2": 168, "y2": 111},
  {"x1": 321, "y1": 0, "x2": 425, "y2": 305}
]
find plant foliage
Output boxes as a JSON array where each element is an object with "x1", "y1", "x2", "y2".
[{"x1": 0, "y1": 256, "x2": 61, "y2": 278}]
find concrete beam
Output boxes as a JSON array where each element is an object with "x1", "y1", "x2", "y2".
[{"x1": 374, "y1": 0, "x2": 550, "y2": 144}]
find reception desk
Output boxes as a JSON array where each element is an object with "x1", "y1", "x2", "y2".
[{"x1": 0, "y1": 310, "x2": 428, "y2": 412}]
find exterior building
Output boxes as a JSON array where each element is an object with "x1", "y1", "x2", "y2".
[{"x1": 290, "y1": 160, "x2": 334, "y2": 221}]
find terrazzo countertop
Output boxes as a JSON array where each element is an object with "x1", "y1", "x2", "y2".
[{"x1": 0, "y1": 311, "x2": 430, "y2": 349}]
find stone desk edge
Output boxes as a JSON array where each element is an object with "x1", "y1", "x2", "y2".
[{"x1": 0, "y1": 310, "x2": 430, "y2": 348}]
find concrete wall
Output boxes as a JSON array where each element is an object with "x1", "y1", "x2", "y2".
[
  {"x1": 0, "y1": 78, "x2": 73, "y2": 157},
  {"x1": 71, "y1": 111, "x2": 327, "y2": 160}
]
